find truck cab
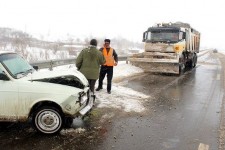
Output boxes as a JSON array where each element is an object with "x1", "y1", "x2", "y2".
[{"x1": 129, "y1": 22, "x2": 200, "y2": 74}]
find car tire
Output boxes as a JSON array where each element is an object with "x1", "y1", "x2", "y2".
[{"x1": 32, "y1": 106, "x2": 63, "y2": 134}]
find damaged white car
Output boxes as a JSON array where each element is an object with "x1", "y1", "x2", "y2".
[{"x1": 0, "y1": 51, "x2": 94, "y2": 134}]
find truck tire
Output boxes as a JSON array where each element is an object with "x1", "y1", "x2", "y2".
[
  {"x1": 179, "y1": 63, "x2": 185, "y2": 75},
  {"x1": 193, "y1": 54, "x2": 197, "y2": 68},
  {"x1": 179, "y1": 54, "x2": 185, "y2": 75},
  {"x1": 32, "y1": 106, "x2": 64, "y2": 134},
  {"x1": 188, "y1": 53, "x2": 197, "y2": 68}
]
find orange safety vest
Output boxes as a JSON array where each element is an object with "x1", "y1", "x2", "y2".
[{"x1": 103, "y1": 48, "x2": 115, "y2": 66}]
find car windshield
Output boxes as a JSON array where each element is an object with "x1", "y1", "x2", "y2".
[
  {"x1": 0, "y1": 53, "x2": 34, "y2": 79},
  {"x1": 147, "y1": 31, "x2": 179, "y2": 43}
]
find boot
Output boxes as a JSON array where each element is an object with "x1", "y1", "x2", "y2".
[{"x1": 96, "y1": 87, "x2": 102, "y2": 91}]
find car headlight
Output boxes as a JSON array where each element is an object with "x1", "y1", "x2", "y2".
[{"x1": 78, "y1": 91, "x2": 87, "y2": 106}]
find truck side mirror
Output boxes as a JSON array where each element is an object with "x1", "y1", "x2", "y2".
[
  {"x1": 0, "y1": 70, "x2": 9, "y2": 81},
  {"x1": 142, "y1": 32, "x2": 147, "y2": 42}
]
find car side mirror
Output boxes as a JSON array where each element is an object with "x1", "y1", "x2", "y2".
[
  {"x1": 33, "y1": 65, "x2": 39, "y2": 71},
  {"x1": 0, "y1": 71, "x2": 9, "y2": 81}
]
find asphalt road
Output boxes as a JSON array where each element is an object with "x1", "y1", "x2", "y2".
[
  {"x1": 95, "y1": 51, "x2": 224, "y2": 150},
  {"x1": 0, "y1": 51, "x2": 225, "y2": 150}
]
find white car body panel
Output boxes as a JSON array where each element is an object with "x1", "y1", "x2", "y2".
[{"x1": 0, "y1": 52, "x2": 91, "y2": 122}]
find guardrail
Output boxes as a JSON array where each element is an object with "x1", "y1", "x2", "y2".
[
  {"x1": 30, "y1": 56, "x2": 128, "y2": 70},
  {"x1": 29, "y1": 50, "x2": 210, "y2": 70}
]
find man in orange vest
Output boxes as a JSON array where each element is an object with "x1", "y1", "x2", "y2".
[{"x1": 96, "y1": 39, "x2": 118, "y2": 94}]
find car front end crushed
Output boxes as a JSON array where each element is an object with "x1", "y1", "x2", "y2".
[
  {"x1": 60, "y1": 86, "x2": 94, "y2": 117},
  {"x1": 0, "y1": 52, "x2": 94, "y2": 134}
]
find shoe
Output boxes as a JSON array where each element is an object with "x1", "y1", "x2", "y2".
[
  {"x1": 96, "y1": 87, "x2": 102, "y2": 91},
  {"x1": 107, "y1": 91, "x2": 111, "y2": 94}
]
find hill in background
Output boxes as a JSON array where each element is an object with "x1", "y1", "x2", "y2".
[{"x1": 0, "y1": 27, "x2": 144, "y2": 62}]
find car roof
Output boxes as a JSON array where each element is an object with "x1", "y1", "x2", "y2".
[{"x1": 0, "y1": 51, "x2": 16, "y2": 55}]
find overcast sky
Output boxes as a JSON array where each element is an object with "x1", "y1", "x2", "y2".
[{"x1": 0, "y1": 0, "x2": 224, "y2": 50}]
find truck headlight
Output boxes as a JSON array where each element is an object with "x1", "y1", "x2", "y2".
[{"x1": 174, "y1": 46, "x2": 180, "y2": 52}]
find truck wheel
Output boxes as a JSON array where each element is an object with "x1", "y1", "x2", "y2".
[
  {"x1": 189, "y1": 53, "x2": 197, "y2": 68},
  {"x1": 179, "y1": 63, "x2": 185, "y2": 75},
  {"x1": 32, "y1": 106, "x2": 63, "y2": 134},
  {"x1": 193, "y1": 54, "x2": 197, "y2": 68},
  {"x1": 179, "y1": 55, "x2": 185, "y2": 75}
]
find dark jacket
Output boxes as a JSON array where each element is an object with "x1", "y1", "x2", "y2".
[{"x1": 76, "y1": 46, "x2": 105, "y2": 79}]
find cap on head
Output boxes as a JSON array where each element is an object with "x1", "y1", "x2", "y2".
[
  {"x1": 90, "y1": 39, "x2": 97, "y2": 46},
  {"x1": 104, "y1": 39, "x2": 110, "y2": 43}
]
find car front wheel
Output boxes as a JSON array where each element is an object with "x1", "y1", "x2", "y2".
[{"x1": 32, "y1": 106, "x2": 63, "y2": 134}]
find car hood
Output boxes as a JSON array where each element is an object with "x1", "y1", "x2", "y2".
[{"x1": 21, "y1": 69, "x2": 89, "y2": 87}]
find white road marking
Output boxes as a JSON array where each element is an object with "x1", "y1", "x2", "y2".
[{"x1": 198, "y1": 143, "x2": 209, "y2": 150}]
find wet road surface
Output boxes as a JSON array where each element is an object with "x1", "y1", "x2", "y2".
[
  {"x1": 1, "y1": 51, "x2": 225, "y2": 150},
  {"x1": 95, "y1": 51, "x2": 224, "y2": 150}
]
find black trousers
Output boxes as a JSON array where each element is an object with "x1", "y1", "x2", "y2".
[
  {"x1": 88, "y1": 79, "x2": 96, "y2": 94},
  {"x1": 98, "y1": 66, "x2": 113, "y2": 92}
]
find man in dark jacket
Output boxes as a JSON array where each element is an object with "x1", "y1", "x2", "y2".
[
  {"x1": 76, "y1": 39, "x2": 105, "y2": 95},
  {"x1": 96, "y1": 39, "x2": 118, "y2": 94}
]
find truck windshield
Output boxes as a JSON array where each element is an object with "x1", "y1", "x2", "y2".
[
  {"x1": 147, "y1": 31, "x2": 179, "y2": 43},
  {"x1": 0, "y1": 53, "x2": 34, "y2": 79}
]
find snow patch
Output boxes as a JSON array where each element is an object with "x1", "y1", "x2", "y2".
[
  {"x1": 41, "y1": 61, "x2": 148, "y2": 113},
  {"x1": 95, "y1": 84, "x2": 149, "y2": 113},
  {"x1": 60, "y1": 128, "x2": 86, "y2": 135}
]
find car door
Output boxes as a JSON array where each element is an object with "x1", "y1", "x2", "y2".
[{"x1": 0, "y1": 69, "x2": 19, "y2": 120}]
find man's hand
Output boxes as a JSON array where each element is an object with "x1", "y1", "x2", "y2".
[{"x1": 114, "y1": 62, "x2": 118, "y2": 66}]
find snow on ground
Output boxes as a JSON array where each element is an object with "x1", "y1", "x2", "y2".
[
  {"x1": 198, "y1": 51, "x2": 218, "y2": 64},
  {"x1": 219, "y1": 51, "x2": 225, "y2": 56},
  {"x1": 45, "y1": 61, "x2": 149, "y2": 113},
  {"x1": 113, "y1": 61, "x2": 143, "y2": 78},
  {"x1": 197, "y1": 50, "x2": 222, "y2": 71},
  {"x1": 95, "y1": 61, "x2": 148, "y2": 112},
  {"x1": 95, "y1": 84, "x2": 148, "y2": 113}
]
